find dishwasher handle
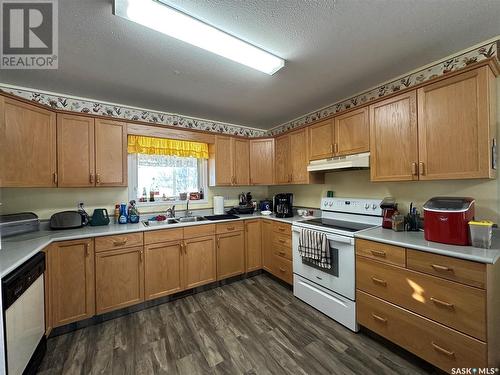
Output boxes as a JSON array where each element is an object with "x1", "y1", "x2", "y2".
[{"x1": 2, "y1": 252, "x2": 45, "y2": 311}]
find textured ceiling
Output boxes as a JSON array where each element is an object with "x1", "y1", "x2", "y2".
[{"x1": 2, "y1": 0, "x2": 500, "y2": 129}]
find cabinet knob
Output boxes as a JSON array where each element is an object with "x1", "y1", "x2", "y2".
[
  {"x1": 53, "y1": 172, "x2": 58, "y2": 185},
  {"x1": 96, "y1": 174, "x2": 101, "y2": 184},
  {"x1": 418, "y1": 162, "x2": 425, "y2": 176},
  {"x1": 90, "y1": 174, "x2": 94, "y2": 184},
  {"x1": 411, "y1": 162, "x2": 418, "y2": 176},
  {"x1": 370, "y1": 250, "x2": 386, "y2": 258}
]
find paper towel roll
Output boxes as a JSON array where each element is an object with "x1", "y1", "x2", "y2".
[{"x1": 213, "y1": 196, "x2": 224, "y2": 215}]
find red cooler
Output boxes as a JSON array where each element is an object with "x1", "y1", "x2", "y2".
[{"x1": 423, "y1": 197, "x2": 475, "y2": 246}]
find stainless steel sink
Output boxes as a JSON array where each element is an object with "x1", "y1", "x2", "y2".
[
  {"x1": 177, "y1": 216, "x2": 207, "y2": 223},
  {"x1": 142, "y1": 218, "x2": 179, "y2": 227}
]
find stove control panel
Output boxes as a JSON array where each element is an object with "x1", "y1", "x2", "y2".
[{"x1": 321, "y1": 197, "x2": 383, "y2": 216}]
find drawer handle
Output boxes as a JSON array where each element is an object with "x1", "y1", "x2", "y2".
[
  {"x1": 227, "y1": 226, "x2": 235, "y2": 231},
  {"x1": 278, "y1": 251, "x2": 286, "y2": 256},
  {"x1": 278, "y1": 227, "x2": 285, "y2": 232},
  {"x1": 431, "y1": 342, "x2": 455, "y2": 357},
  {"x1": 431, "y1": 264, "x2": 453, "y2": 272},
  {"x1": 371, "y1": 313, "x2": 387, "y2": 324},
  {"x1": 430, "y1": 297, "x2": 454, "y2": 310},
  {"x1": 279, "y1": 267, "x2": 286, "y2": 272},
  {"x1": 113, "y1": 239, "x2": 128, "y2": 246},
  {"x1": 370, "y1": 250, "x2": 386, "y2": 258},
  {"x1": 278, "y1": 239, "x2": 286, "y2": 244},
  {"x1": 371, "y1": 277, "x2": 387, "y2": 287}
]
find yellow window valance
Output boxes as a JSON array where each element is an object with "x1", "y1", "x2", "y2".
[{"x1": 127, "y1": 135, "x2": 209, "y2": 159}]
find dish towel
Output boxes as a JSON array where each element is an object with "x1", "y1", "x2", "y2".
[{"x1": 298, "y1": 229, "x2": 331, "y2": 269}]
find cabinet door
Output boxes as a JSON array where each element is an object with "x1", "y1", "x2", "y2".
[
  {"x1": 0, "y1": 97, "x2": 56, "y2": 187},
  {"x1": 184, "y1": 235, "x2": 216, "y2": 289},
  {"x1": 95, "y1": 119, "x2": 127, "y2": 186},
  {"x1": 250, "y1": 138, "x2": 275, "y2": 184},
  {"x1": 95, "y1": 246, "x2": 144, "y2": 314},
  {"x1": 57, "y1": 114, "x2": 95, "y2": 187},
  {"x1": 417, "y1": 67, "x2": 494, "y2": 180},
  {"x1": 261, "y1": 220, "x2": 274, "y2": 273},
  {"x1": 275, "y1": 135, "x2": 290, "y2": 184},
  {"x1": 214, "y1": 135, "x2": 233, "y2": 185},
  {"x1": 370, "y1": 91, "x2": 418, "y2": 182},
  {"x1": 144, "y1": 241, "x2": 183, "y2": 300},
  {"x1": 233, "y1": 138, "x2": 250, "y2": 185},
  {"x1": 289, "y1": 129, "x2": 309, "y2": 183},
  {"x1": 49, "y1": 239, "x2": 95, "y2": 327},
  {"x1": 245, "y1": 220, "x2": 262, "y2": 272},
  {"x1": 334, "y1": 107, "x2": 369, "y2": 156},
  {"x1": 308, "y1": 119, "x2": 333, "y2": 160},
  {"x1": 217, "y1": 231, "x2": 245, "y2": 280}
]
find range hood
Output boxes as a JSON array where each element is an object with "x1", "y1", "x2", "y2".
[{"x1": 307, "y1": 152, "x2": 370, "y2": 172}]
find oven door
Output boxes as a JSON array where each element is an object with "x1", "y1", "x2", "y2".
[{"x1": 292, "y1": 227, "x2": 355, "y2": 300}]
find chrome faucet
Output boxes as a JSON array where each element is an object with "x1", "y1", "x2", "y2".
[
  {"x1": 185, "y1": 199, "x2": 192, "y2": 217},
  {"x1": 166, "y1": 205, "x2": 175, "y2": 218}
]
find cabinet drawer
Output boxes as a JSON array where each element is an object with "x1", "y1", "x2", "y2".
[
  {"x1": 273, "y1": 222, "x2": 291, "y2": 236},
  {"x1": 355, "y1": 239, "x2": 406, "y2": 267},
  {"x1": 407, "y1": 250, "x2": 486, "y2": 289},
  {"x1": 144, "y1": 228, "x2": 183, "y2": 245},
  {"x1": 95, "y1": 232, "x2": 143, "y2": 252},
  {"x1": 356, "y1": 256, "x2": 486, "y2": 340},
  {"x1": 216, "y1": 221, "x2": 244, "y2": 234},
  {"x1": 273, "y1": 243, "x2": 292, "y2": 260},
  {"x1": 273, "y1": 234, "x2": 291, "y2": 249},
  {"x1": 357, "y1": 290, "x2": 486, "y2": 373},
  {"x1": 183, "y1": 224, "x2": 215, "y2": 238},
  {"x1": 272, "y1": 255, "x2": 293, "y2": 284}
]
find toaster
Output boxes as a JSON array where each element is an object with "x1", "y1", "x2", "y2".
[
  {"x1": 49, "y1": 211, "x2": 84, "y2": 230},
  {"x1": 423, "y1": 197, "x2": 475, "y2": 246}
]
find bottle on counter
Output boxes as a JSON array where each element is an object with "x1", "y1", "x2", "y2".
[
  {"x1": 118, "y1": 203, "x2": 128, "y2": 224},
  {"x1": 128, "y1": 200, "x2": 140, "y2": 223},
  {"x1": 114, "y1": 204, "x2": 120, "y2": 224}
]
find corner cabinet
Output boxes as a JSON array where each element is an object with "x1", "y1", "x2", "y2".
[
  {"x1": 0, "y1": 97, "x2": 57, "y2": 187},
  {"x1": 370, "y1": 66, "x2": 497, "y2": 182},
  {"x1": 47, "y1": 239, "x2": 95, "y2": 328},
  {"x1": 249, "y1": 138, "x2": 275, "y2": 185}
]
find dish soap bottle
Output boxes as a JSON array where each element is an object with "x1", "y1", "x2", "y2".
[
  {"x1": 128, "y1": 200, "x2": 140, "y2": 223},
  {"x1": 118, "y1": 203, "x2": 128, "y2": 224}
]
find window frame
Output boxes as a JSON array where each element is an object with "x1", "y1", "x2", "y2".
[{"x1": 128, "y1": 153, "x2": 209, "y2": 207}]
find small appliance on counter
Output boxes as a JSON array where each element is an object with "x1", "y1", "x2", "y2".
[
  {"x1": 0, "y1": 212, "x2": 40, "y2": 237},
  {"x1": 423, "y1": 197, "x2": 475, "y2": 246},
  {"x1": 228, "y1": 192, "x2": 255, "y2": 214},
  {"x1": 259, "y1": 199, "x2": 273, "y2": 212},
  {"x1": 274, "y1": 193, "x2": 293, "y2": 218},
  {"x1": 380, "y1": 197, "x2": 397, "y2": 229},
  {"x1": 49, "y1": 211, "x2": 86, "y2": 230},
  {"x1": 90, "y1": 208, "x2": 110, "y2": 226}
]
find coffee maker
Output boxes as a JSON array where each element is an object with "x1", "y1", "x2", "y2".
[{"x1": 274, "y1": 193, "x2": 293, "y2": 218}]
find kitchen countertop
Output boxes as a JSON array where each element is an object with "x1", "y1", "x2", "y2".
[
  {"x1": 0, "y1": 213, "x2": 306, "y2": 278},
  {"x1": 355, "y1": 226, "x2": 500, "y2": 264}
]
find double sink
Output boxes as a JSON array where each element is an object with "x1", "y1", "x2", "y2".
[{"x1": 142, "y1": 213, "x2": 240, "y2": 227}]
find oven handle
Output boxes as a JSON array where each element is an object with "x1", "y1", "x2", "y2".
[{"x1": 293, "y1": 227, "x2": 354, "y2": 245}]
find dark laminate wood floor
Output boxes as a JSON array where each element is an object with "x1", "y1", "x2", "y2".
[{"x1": 38, "y1": 274, "x2": 438, "y2": 375}]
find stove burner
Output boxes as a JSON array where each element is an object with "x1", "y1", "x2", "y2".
[{"x1": 300, "y1": 218, "x2": 376, "y2": 232}]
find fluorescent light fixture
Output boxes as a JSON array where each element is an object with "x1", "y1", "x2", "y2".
[{"x1": 113, "y1": 0, "x2": 285, "y2": 75}]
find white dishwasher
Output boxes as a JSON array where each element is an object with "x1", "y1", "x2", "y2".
[{"x1": 2, "y1": 252, "x2": 46, "y2": 375}]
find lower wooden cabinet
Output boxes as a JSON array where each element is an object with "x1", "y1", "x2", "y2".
[
  {"x1": 144, "y1": 240, "x2": 183, "y2": 300},
  {"x1": 245, "y1": 220, "x2": 262, "y2": 272},
  {"x1": 261, "y1": 220, "x2": 274, "y2": 273},
  {"x1": 47, "y1": 239, "x2": 95, "y2": 328},
  {"x1": 95, "y1": 246, "x2": 144, "y2": 314},
  {"x1": 261, "y1": 220, "x2": 292, "y2": 284},
  {"x1": 217, "y1": 230, "x2": 245, "y2": 280},
  {"x1": 184, "y1": 235, "x2": 217, "y2": 289}
]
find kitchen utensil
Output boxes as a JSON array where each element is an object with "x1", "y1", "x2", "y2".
[
  {"x1": 90, "y1": 209, "x2": 110, "y2": 226},
  {"x1": 49, "y1": 211, "x2": 84, "y2": 230},
  {"x1": 259, "y1": 199, "x2": 273, "y2": 212},
  {"x1": 0, "y1": 212, "x2": 40, "y2": 237},
  {"x1": 261, "y1": 210, "x2": 272, "y2": 216},
  {"x1": 238, "y1": 192, "x2": 247, "y2": 206},
  {"x1": 469, "y1": 220, "x2": 494, "y2": 248}
]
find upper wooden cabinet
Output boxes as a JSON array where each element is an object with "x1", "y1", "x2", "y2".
[
  {"x1": 210, "y1": 136, "x2": 250, "y2": 186},
  {"x1": 370, "y1": 66, "x2": 497, "y2": 182},
  {"x1": 57, "y1": 114, "x2": 95, "y2": 187},
  {"x1": 334, "y1": 107, "x2": 369, "y2": 156},
  {"x1": 417, "y1": 66, "x2": 496, "y2": 180},
  {"x1": 308, "y1": 119, "x2": 334, "y2": 160},
  {"x1": 370, "y1": 91, "x2": 418, "y2": 182},
  {"x1": 95, "y1": 119, "x2": 128, "y2": 186},
  {"x1": 308, "y1": 109, "x2": 369, "y2": 161},
  {"x1": 0, "y1": 97, "x2": 57, "y2": 187},
  {"x1": 250, "y1": 138, "x2": 275, "y2": 185},
  {"x1": 275, "y1": 128, "x2": 324, "y2": 185},
  {"x1": 48, "y1": 239, "x2": 95, "y2": 328}
]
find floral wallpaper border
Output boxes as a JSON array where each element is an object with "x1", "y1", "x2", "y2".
[
  {"x1": 1, "y1": 39, "x2": 498, "y2": 138},
  {"x1": 268, "y1": 39, "x2": 500, "y2": 136},
  {"x1": 0, "y1": 85, "x2": 267, "y2": 137}
]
